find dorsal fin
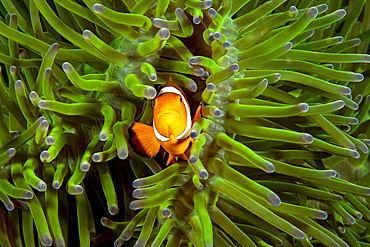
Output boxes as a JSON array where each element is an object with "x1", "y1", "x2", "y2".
[{"x1": 158, "y1": 77, "x2": 187, "y2": 97}]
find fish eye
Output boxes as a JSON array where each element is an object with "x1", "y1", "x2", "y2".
[{"x1": 179, "y1": 96, "x2": 183, "y2": 103}]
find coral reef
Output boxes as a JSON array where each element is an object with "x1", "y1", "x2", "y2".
[{"x1": 0, "y1": 0, "x2": 369, "y2": 246}]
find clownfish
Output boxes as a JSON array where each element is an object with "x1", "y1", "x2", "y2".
[{"x1": 129, "y1": 78, "x2": 201, "y2": 166}]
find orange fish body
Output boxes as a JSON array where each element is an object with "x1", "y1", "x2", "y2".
[{"x1": 130, "y1": 78, "x2": 200, "y2": 166}]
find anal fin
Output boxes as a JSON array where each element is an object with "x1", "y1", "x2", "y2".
[
  {"x1": 166, "y1": 153, "x2": 176, "y2": 166},
  {"x1": 179, "y1": 153, "x2": 187, "y2": 161}
]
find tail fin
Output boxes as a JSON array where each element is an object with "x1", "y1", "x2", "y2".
[{"x1": 129, "y1": 122, "x2": 160, "y2": 158}]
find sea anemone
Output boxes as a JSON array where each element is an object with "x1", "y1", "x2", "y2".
[{"x1": 0, "y1": 0, "x2": 369, "y2": 246}]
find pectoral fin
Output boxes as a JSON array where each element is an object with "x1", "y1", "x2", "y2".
[
  {"x1": 129, "y1": 122, "x2": 161, "y2": 158},
  {"x1": 192, "y1": 105, "x2": 202, "y2": 124}
]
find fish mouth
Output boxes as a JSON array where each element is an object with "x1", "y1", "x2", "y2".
[{"x1": 156, "y1": 109, "x2": 183, "y2": 122}]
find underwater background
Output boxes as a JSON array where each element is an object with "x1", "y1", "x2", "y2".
[{"x1": 0, "y1": 0, "x2": 369, "y2": 246}]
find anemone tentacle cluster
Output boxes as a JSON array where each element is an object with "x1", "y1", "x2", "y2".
[{"x1": 0, "y1": 0, "x2": 369, "y2": 246}]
